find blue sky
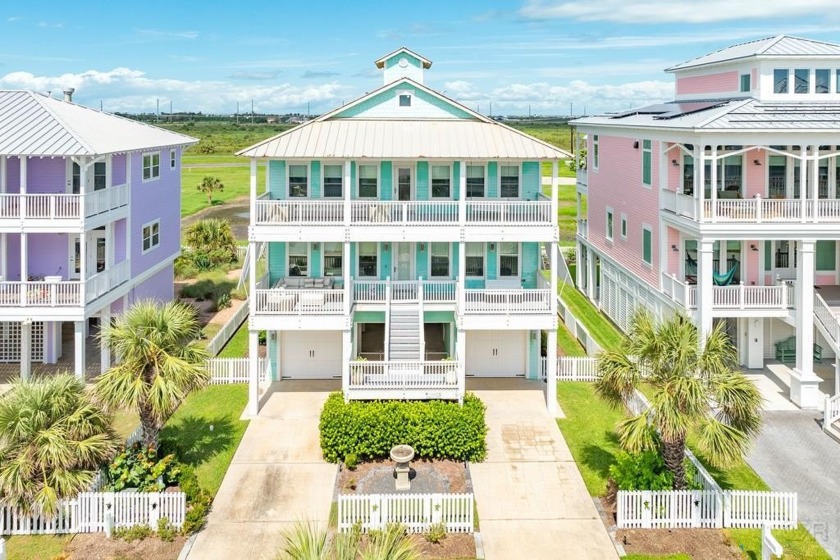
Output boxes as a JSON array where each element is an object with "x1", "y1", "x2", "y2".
[{"x1": 2, "y1": 1, "x2": 840, "y2": 115}]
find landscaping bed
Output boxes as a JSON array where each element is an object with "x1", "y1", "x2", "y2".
[
  {"x1": 618, "y1": 528, "x2": 741, "y2": 559},
  {"x1": 64, "y1": 532, "x2": 186, "y2": 560},
  {"x1": 337, "y1": 459, "x2": 471, "y2": 495}
]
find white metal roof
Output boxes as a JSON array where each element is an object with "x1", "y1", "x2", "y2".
[
  {"x1": 0, "y1": 90, "x2": 197, "y2": 157},
  {"x1": 237, "y1": 119, "x2": 570, "y2": 159},
  {"x1": 374, "y1": 47, "x2": 432, "y2": 69},
  {"x1": 666, "y1": 35, "x2": 840, "y2": 72},
  {"x1": 573, "y1": 99, "x2": 840, "y2": 132}
]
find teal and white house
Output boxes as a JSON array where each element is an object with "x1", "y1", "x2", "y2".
[{"x1": 239, "y1": 48, "x2": 570, "y2": 415}]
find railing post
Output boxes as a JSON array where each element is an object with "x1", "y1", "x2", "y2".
[
  {"x1": 402, "y1": 203, "x2": 407, "y2": 223},
  {"x1": 754, "y1": 194, "x2": 762, "y2": 223},
  {"x1": 781, "y1": 281, "x2": 788, "y2": 309},
  {"x1": 739, "y1": 281, "x2": 745, "y2": 310},
  {"x1": 384, "y1": 277, "x2": 391, "y2": 362},
  {"x1": 418, "y1": 277, "x2": 425, "y2": 360}
]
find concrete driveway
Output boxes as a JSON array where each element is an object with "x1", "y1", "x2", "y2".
[
  {"x1": 187, "y1": 381, "x2": 338, "y2": 560},
  {"x1": 467, "y1": 379, "x2": 619, "y2": 560}
]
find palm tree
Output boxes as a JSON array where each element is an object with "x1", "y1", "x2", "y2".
[
  {"x1": 96, "y1": 300, "x2": 209, "y2": 447},
  {"x1": 196, "y1": 176, "x2": 224, "y2": 206},
  {"x1": 277, "y1": 522, "x2": 419, "y2": 560},
  {"x1": 0, "y1": 374, "x2": 117, "y2": 515},
  {"x1": 595, "y1": 310, "x2": 762, "y2": 489},
  {"x1": 183, "y1": 218, "x2": 238, "y2": 268}
]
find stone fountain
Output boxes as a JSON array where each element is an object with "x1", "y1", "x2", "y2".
[{"x1": 390, "y1": 444, "x2": 415, "y2": 491}]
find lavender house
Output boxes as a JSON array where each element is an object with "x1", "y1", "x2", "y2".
[{"x1": 0, "y1": 90, "x2": 196, "y2": 379}]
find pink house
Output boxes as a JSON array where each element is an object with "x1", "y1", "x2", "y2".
[
  {"x1": 0, "y1": 90, "x2": 196, "y2": 379},
  {"x1": 573, "y1": 35, "x2": 840, "y2": 409}
]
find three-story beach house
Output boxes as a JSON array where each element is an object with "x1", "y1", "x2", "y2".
[
  {"x1": 573, "y1": 35, "x2": 840, "y2": 409},
  {"x1": 239, "y1": 48, "x2": 570, "y2": 415},
  {"x1": 0, "y1": 90, "x2": 196, "y2": 379}
]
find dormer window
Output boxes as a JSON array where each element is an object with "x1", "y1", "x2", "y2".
[
  {"x1": 774, "y1": 69, "x2": 789, "y2": 94},
  {"x1": 794, "y1": 69, "x2": 809, "y2": 94},
  {"x1": 398, "y1": 93, "x2": 412, "y2": 107},
  {"x1": 816, "y1": 69, "x2": 830, "y2": 94},
  {"x1": 740, "y1": 74, "x2": 750, "y2": 93}
]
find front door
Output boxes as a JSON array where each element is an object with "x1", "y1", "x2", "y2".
[
  {"x1": 395, "y1": 242, "x2": 413, "y2": 281},
  {"x1": 396, "y1": 167, "x2": 412, "y2": 201},
  {"x1": 773, "y1": 240, "x2": 797, "y2": 281},
  {"x1": 70, "y1": 231, "x2": 107, "y2": 279}
]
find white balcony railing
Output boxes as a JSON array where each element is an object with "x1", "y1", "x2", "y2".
[
  {"x1": 348, "y1": 360, "x2": 458, "y2": 391},
  {"x1": 662, "y1": 190, "x2": 840, "y2": 224},
  {"x1": 814, "y1": 292, "x2": 839, "y2": 346},
  {"x1": 661, "y1": 273, "x2": 793, "y2": 311},
  {"x1": 85, "y1": 260, "x2": 131, "y2": 303},
  {"x1": 253, "y1": 288, "x2": 344, "y2": 315},
  {"x1": 465, "y1": 201, "x2": 552, "y2": 224},
  {"x1": 577, "y1": 168, "x2": 587, "y2": 188},
  {"x1": 254, "y1": 200, "x2": 345, "y2": 225},
  {"x1": 577, "y1": 219, "x2": 588, "y2": 239},
  {"x1": 352, "y1": 201, "x2": 459, "y2": 224},
  {"x1": 0, "y1": 280, "x2": 81, "y2": 307},
  {"x1": 0, "y1": 184, "x2": 129, "y2": 222},
  {"x1": 462, "y1": 289, "x2": 552, "y2": 314}
]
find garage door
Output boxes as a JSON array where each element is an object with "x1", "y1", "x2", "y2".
[
  {"x1": 280, "y1": 331, "x2": 342, "y2": 379},
  {"x1": 465, "y1": 331, "x2": 526, "y2": 377}
]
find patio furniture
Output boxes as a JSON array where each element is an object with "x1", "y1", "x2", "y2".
[{"x1": 774, "y1": 336, "x2": 822, "y2": 363}]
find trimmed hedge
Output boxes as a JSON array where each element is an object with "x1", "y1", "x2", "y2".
[{"x1": 319, "y1": 392, "x2": 487, "y2": 463}]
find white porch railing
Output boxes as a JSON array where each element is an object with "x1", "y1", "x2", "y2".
[
  {"x1": 253, "y1": 288, "x2": 344, "y2": 315},
  {"x1": 660, "y1": 190, "x2": 698, "y2": 220},
  {"x1": 577, "y1": 219, "x2": 588, "y2": 239},
  {"x1": 254, "y1": 200, "x2": 345, "y2": 225},
  {"x1": 0, "y1": 185, "x2": 129, "y2": 222},
  {"x1": 0, "y1": 280, "x2": 82, "y2": 307},
  {"x1": 85, "y1": 260, "x2": 131, "y2": 303},
  {"x1": 663, "y1": 190, "x2": 840, "y2": 224},
  {"x1": 348, "y1": 360, "x2": 458, "y2": 391},
  {"x1": 207, "y1": 357, "x2": 268, "y2": 384},
  {"x1": 660, "y1": 273, "x2": 792, "y2": 311},
  {"x1": 814, "y1": 292, "x2": 839, "y2": 346},
  {"x1": 353, "y1": 281, "x2": 387, "y2": 303},
  {"x1": 352, "y1": 280, "x2": 456, "y2": 304},
  {"x1": 338, "y1": 493, "x2": 473, "y2": 534},
  {"x1": 84, "y1": 184, "x2": 130, "y2": 217},
  {"x1": 577, "y1": 168, "x2": 587, "y2": 188},
  {"x1": 462, "y1": 289, "x2": 551, "y2": 314},
  {"x1": 824, "y1": 394, "x2": 840, "y2": 427},
  {"x1": 465, "y1": 200, "x2": 552, "y2": 224},
  {"x1": 422, "y1": 280, "x2": 457, "y2": 302},
  {"x1": 352, "y1": 201, "x2": 460, "y2": 224}
]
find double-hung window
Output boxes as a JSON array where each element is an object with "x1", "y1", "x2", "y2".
[
  {"x1": 816, "y1": 69, "x2": 830, "y2": 94},
  {"x1": 465, "y1": 243, "x2": 484, "y2": 277},
  {"x1": 430, "y1": 242, "x2": 450, "y2": 277},
  {"x1": 289, "y1": 164, "x2": 308, "y2": 197},
  {"x1": 288, "y1": 242, "x2": 308, "y2": 276},
  {"x1": 499, "y1": 242, "x2": 519, "y2": 277},
  {"x1": 606, "y1": 209, "x2": 614, "y2": 241},
  {"x1": 642, "y1": 226, "x2": 652, "y2": 266},
  {"x1": 500, "y1": 165, "x2": 519, "y2": 197},
  {"x1": 170, "y1": 149, "x2": 176, "y2": 169},
  {"x1": 642, "y1": 140, "x2": 652, "y2": 186},
  {"x1": 93, "y1": 162, "x2": 107, "y2": 191},
  {"x1": 323, "y1": 242, "x2": 343, "y2": 277},
  {"x1": 323, "y1": 164, "x2": 343, "y2": 198},
  {"x1": 466, "y1": 165, "x2": 485, "y2": 197},
  {"x1": 773, "y1": 69, "x2": 789, "y2": 94},
  {"x1": 358, "y1": 242, "x2": 378, "y2": 277},
  {"x1": 358, "y1": 164, "x2": 378, "y2": 198},
  {"x1": 431, "y1": 165, "x2": 451, "y2": 198},
  {"x1": 592, "y1": 135, "x2": 599, "y2": 169},
  {"x1": 142, "y1": 153, "x2": 160, "y2": 182},
  {"x1": 794, "y1": 68, "x2": 809, "y2": 94},
  {"x1": 141, "y1": 220, "x2": 160, "y2": 253}
]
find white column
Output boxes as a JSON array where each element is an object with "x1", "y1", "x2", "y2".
[
  {"x1": 247, "y1": 330, "x2": 260, "y2": 416},
  {"x1": 74, "y1": 320, "x2": 85, "y2": 380},
  {"x1": 100, "y1": 310, "x2": 111, "y2": 373},
  {"x1": 800, "y1": 146, "x2": 808, "y2": 222},
  {"x1": 0, "y1": 157, "x2": 5, "y2": 281},
  {"x1": 125, "y1": 156, "x2": 132, "y2": 261},
  {"x1": 20, "y1": 320, "x2": 31, "y2": 380},
  {"x1": 709, "y1": 147, "x2": 718, "y2": 222},
  {"x1": 343, "y1": 160, "x2": 352, "y2": 227},
  {"x1": 697, "y1": 240, "x2": 715, "y2": 344},
  {"x1": 458, "y1": 241, "x2": 466, "y2": 311},
  {"x1": 343, "y1": 241, "x2": 351, "y2": 315},
  {"x1": 456, "y1": 327, "x2": 466, "y2": 403},
  {"x1": 458, "y1": 161, "x2": 466, "y2": 226},
  {"x1": 811, "y1": 147, "x2": 820, "y2": 218},
  {"x1": 835, "y1": 358, "x2": 839, "y2": 397},
  {"x1": 575, "y1": 242, "x2": 583, "y2": 288},
  {"x1": 550, "y1": 241, "x2": 558, "y2": 314},
  {"x1": 105, "y1": 222, "x2": 114, "y2": 270},
  {"x1": 586, "y1": 251, "x2": 596, "y2": 300},
  {"x1": 249, "y1": 158, "x2": 257, "y2": 220},
  {"x1": 551, "y1": 160, "x2": 559, "y2": 224},
  {"x1": 696, "y1": 146, "x2": 704, "y2": 219},
  {"x1": 20, "y1": 157, "x2": 26, "y2": 195},
  {"x1": 546, "y1": 329, "x2": 558, "y2": 416},
  {"x1": 19, "y1": 232, "x2": 27, "y2": 306},
  {"x1": 791, "y1": 239, "x2": 821, "y2": 408},
  {"x1": 342, "y1": 329, "x2": 352, "y2": 401}
]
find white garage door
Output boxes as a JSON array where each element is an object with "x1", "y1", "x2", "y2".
[
  {"x1": 280, "y1": 331, "x2": 342, "y2": 379},
  {"x1": 465, "y1": 331, "x2": 526, "y2": 377}
]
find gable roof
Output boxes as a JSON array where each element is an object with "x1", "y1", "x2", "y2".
[
  {"x1": 237, "y1": 78, "x2": 570, "y2": 160},
  {"x1": 0, "y1": 90, "x2": 197, "y2": 157},
  {"x1": 665, "y1": 35, "x2": 840, "y2": 72},
  {"x1": 374, "y1": 47, "x2": 432, "y2": 69}
]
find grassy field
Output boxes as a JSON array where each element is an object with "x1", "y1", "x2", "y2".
[
  {"x1": 558, "y1": 282, "x2": 624, "y2": 351},
  {"x1": 4, "y1": 534, "x2": 70, "y2": 559},
  {"x1": 162, "y1": 122, "x2": 292, "y2": 155},
  {"x1": 217, "y1": 324, "x2": 249, "y2": 358},
  {"x1": 181, "y1": 165, "x2": 263, "y2": 218}
]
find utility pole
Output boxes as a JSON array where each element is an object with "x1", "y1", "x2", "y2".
[
  {"x1": 570, "y1": 102, "x2": 573, "y2": 118},
  {"x1": 156, "y1": 98, "x2": 160, "y2": 121},
  {"x1": 99, "y1": 100, "x2": 103, "y2": 111}
]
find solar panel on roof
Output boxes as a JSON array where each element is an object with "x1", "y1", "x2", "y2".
[{"x1": 652, "y1": 101, "x2": 728, "y2": 120}]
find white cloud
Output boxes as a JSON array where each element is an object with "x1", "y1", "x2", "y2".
[
  {"x1": 6, "y1": 16, "x2": 22, "y2": 22},
  {"x1": 519, "y1": 0, "x2": 840, "y2": 24},
  {"x1": 0, "y1": 68, "x2": 348, "y2": 114}
]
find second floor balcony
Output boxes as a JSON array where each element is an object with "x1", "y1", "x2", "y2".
[
  {"x1": 0, "y1": 184, "x2": 130, "y2": 230},
  {"x1": 660, "y1": 272, "x2": 794, "y2": 314}
]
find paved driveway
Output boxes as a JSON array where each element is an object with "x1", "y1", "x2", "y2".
[
  {"x1": 187, "y1": 381, "x2": 338, "y2": 560},
  {"x1": 467, "y1": 379, "x2": 619, "y2": 560},
  {"x1": 746, "y1": 410, "x2": 840, "y2": 559}
]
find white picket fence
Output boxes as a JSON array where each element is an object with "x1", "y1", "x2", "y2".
[
  {"x1": 207, "y1": 357, "x2": 268, "y2": 384},
  {"x1": 541, "y1": 356, "x2": 599, "y2": 381},
  {"x1": 205, "y1": 300, "x2": 250, "y2": 357},
  {"x1": 337, "y1": 493, "x2": 474, "y2": 534},
  {"x1": 616, "y1": 489, "x2": 797, "y2": 530},
  {"x1": 0, "y1": 491, "x2": 186, "y2": 536}
]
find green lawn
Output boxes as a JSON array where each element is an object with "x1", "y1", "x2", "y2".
[
  {"x1": 727, "y1": 525, "x2": 831, "y2": 560},
  {"x1": 3, "y1": 535, "x2": 70, "y2": 560},
  {"x1": 159, "y1": 384, "x2": 249, "y2": 496},
  {"x1": 556, "y1": 382, "x2": 624, "y2": 496},
  {"x1": 183, "y1": 154, "x2": 248, "y2": 166},
  {"x1": 558, "y1": 282, "x2": 624, "y2": 351},
  {"x1": 217, "y1": 324, "x2": 249, "y2": 358},
  {"x1": 181, "y1": 164, "x2": 264, "y2": 218},
  {"x1": 557, "y1": 324, "x2": 586, "y2": 357}
]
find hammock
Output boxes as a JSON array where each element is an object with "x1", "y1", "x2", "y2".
[{"x1": 713, "y1": 265, "x2": 737, "y2": 286}]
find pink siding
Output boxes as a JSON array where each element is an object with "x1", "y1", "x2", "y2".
[
  {"x1": 676, "y1": 71, "x2": 739, "y2": 95},
  {"x1": 751, "y1": 68, "x2": 758, "y2": 90},
  {"x1": 587, "y1": 135, "x2": 660, "y2": 289},
  {"x1": 131, "y1": 263, "x2": 174, "y2": 303},
  {"x1": 667, "y1": 227, "x2": 680, "y2": 275},
  {"x1": 744, "y1": 241, "x2": 760, "y2": 285},
  {"x1": 667, "y1": 145, "x2": 682, "y2": 190},
  {"x1": 744, "y1": 148, "x2": 765, "y2": 198},
  {"x1": 816, "y1": 274, "x2": 837, "y2": 286}
]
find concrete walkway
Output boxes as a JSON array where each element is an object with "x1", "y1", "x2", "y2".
[
  {"x1": 187, "y1": 381, "x2": 338, "y2": 560},
  {"x1": 746, "y1": 410, "x2": 840, "y2": 559},
  {"x1": 467, "y1": 379, "x2": 618, "y2": 560}
]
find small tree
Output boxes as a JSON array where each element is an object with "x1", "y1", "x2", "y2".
[
  {"x1": 0, "y1": 375, "x2": 117, "y2": 515},
  {"x1": 196, "y1": 176, "x2": 224, "y2": 206},
  {"x1": 183, "y1": 218, "x2": 238, "y2": 269},
  {"x1": 595, "y1": 310, "x2": 762, "y2": 489}
]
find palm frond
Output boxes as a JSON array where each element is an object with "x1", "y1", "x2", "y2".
[{"x1": 615, "y1": 413, "x2": 658, "y2": 454}]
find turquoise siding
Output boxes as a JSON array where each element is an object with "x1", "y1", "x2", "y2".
[
  {"x1": 452, "y1": 243, "x2": 460, "y2": 277},
  {"x1": 522, "y1": 242, "x2": 539, "y2": 288},
  {"x1": 268, "y1": 338, "x2": 278, "y2": 381},
  {"x1": 310, "y1": 243, "x2": 322, "y2": 277},
  {"x1": 381, "y1": 161, "x2": 393, "y2": 200},
  {"x1": 452, "y1": 162, "x2": 461, "y2": 199},
  {"x1": 269, "y1": 161, "x2": 286, "y2": 199},
  {"x1": 385, "y1": 53, "x2": 422, "y2": 70},
  {"x1": 350, "y1": 243, "x2": 357, "y2": 276},
  {"x1": 522, "y1": 162, "x2": 539, "y2": 199},
  {"x1": 527, "y1": 331, "x2": 539, "y2": 380},
  {"x1": 424, "y1": 311, "x2": 454, "y2": 322},
  {"x1": 354, "y1": 311, "x2": 386, "y2": 323},
  {"x1": 487, "y1": 243, "x2": 498, "y2": 280},
  {"x1": 335, "y1": 83, "x2": 473, "y2": 119},
  {"x1": 268, "y1": 242, "x2": 286, "y2": 285},
  {"x1": 416, "y1": 162, "x2": 429, "y2": 200},
  {"x1": 380, "y1": 243, "x2": 392, "y2": 280},
  {"x1": 416, "y1": 243, "x2": 429, "y2": 278},
  {"x1": 310, "y1": 161, "x2": 321, "y2": 198},
  {"x1": 465, "y1": 278, "x2": 484, "y2": 289},
  {"x1": 351, "y1": 162, "x2": 357, "y2": 199},
  {"x1": 487, "y1": 162, "x2": 498, "y2": 197}
]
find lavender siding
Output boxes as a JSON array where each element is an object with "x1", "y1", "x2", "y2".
[
  {"x1": 131, "y1": 263, "x2": 174, "y2": 303},
  {"x1": 114, "y1": 218, "x2": 127, "y2": 263},
  {"x1": 27, "y1": 158, "x2": 66, "y2": 194},
  {"x1": 5, "y1": 157, "x2": 20, "y2": 193},
  {"x1": 3, "y1": 233, "x2": 68, "y2": 280},
  {"x1": 129, "y1": 149, "x2": 181, "y2": 277},
  {"x1": 112, "y1": 154, "x2": 127, "y2": 185}
]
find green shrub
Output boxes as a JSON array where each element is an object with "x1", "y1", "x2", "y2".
[
  {"x1": 424, "y1": 522, "x2": 446, "y2": 544},
  {"x1": 344, "y1": 453, "x2": 359, "y2": 470},
  {"x1": 609, "y1": 450, "x2": 703, "y2": 491},
  {"x1": 177, "y1": 463, "x2": 213, "y2": 535},
  {"x1": 319, "y1": 393, "x2": 487, "y2": 463},
  {"x1": 114, "y1": 524, "x2": 154, "y2": 542},
  {"x1": 157, "y1": 517, "x2": 177, "y2": 542},
  {"x1": 214, "y1": 293, "x2": 231, "y2": 311},
  {"x1": 107, "y1": 443, "x2": 181, "y2": 492}
]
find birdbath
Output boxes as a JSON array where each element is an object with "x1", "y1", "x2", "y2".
[{"x1": 390, "y1": 444, "x2": 415, "y2": 491}]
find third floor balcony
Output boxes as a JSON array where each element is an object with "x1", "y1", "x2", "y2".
[{"x1": 0, "y1": 184, "x2": 130, "y2": 231}]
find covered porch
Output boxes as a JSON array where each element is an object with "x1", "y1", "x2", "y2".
[{"x1": 746, "y1": 361, "x2": 837, "y2": 412}]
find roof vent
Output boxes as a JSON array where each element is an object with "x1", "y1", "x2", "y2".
[{"x1": 63, "y1": 88, "x2": 75, "y2": 102}]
